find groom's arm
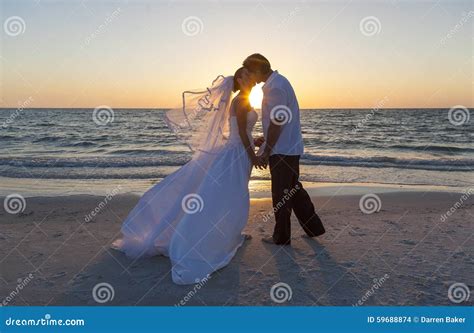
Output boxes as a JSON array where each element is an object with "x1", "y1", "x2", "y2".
[
  {"x1": 263, "y1": 88, "x2": 287, "y2": 156},
  {"x1": 263, "y1": 123, "x2": 282, "y2": 157}
]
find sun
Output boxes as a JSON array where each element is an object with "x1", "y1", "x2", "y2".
[{"x1": 249, "y1": 83, "x2": 264, "y2": 109}]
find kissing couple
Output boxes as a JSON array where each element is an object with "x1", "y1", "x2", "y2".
[{"x1": 112, "y1": 54, "x2": 325, "y2": 285}]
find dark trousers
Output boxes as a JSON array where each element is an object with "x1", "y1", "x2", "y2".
[{"x1": 269, "y1": 154, "x2": 325, "y2": 244}]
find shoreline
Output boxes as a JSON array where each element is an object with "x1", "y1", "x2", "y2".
[{"x1": 0, "y1": 176, "x2": 470, "y2": 198}]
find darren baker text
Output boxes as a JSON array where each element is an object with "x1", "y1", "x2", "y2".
[{"x1": 420, "y1": 316, "x2": 466, "y2": 324}]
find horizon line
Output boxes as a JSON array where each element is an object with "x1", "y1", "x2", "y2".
[{"x1": 1, "y1": 106, "x2": 473, "y2": 110}]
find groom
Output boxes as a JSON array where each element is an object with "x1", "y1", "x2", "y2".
[{"x1": 243, "y1": 54, "x2": 325, "y2": 245}]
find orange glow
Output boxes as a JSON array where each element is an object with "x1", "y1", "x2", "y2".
[{"x1": 249, "y1": 83, "x2": 264, "y2": 109}]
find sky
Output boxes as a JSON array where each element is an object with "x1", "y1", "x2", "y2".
[{"x1": 0, "y1": 0, "x2": 473, "y2": 109}]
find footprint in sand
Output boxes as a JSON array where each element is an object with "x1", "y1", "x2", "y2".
[
  {"x1": 399, "y1": 239, "x2": 416, "y2": 245},
  {"x1": 51, "y1": 271, "x2": 67, "y2": 279}
]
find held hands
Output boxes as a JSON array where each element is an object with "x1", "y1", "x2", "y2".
[
  {"x1": 251, "y1": 155, "x2": 265, "y2": 170},
  {"x1": 253, "y1": 136, "x2": 265, "y2": 147},
  {"x1": 258, "y1": 151, "x2": 270, "y2": 169},
  {"x1": 251, "y1": 136, "x2": 269, "y2": 169},
  {"x1": 251, "y1": 151, "x2": 269, "y2": 170}
]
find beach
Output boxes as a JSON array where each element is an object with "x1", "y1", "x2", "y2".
[{"x1": 1, "y1": 186, "x2": 472, "y2": 306}]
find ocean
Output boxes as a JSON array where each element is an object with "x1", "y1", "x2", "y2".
[{"x1": 0, "y1": 108, "x2": 472, "y2": 195}]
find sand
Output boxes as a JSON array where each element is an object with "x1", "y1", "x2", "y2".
[{"x1": 0, "y1": 190, "x2": 472, "y2": 306}]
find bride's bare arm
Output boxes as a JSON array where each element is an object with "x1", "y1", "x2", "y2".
[{"x1": 235, "y1": 98, "x2": 259, "y2": 168}]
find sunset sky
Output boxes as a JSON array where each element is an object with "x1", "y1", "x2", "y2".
[{"x1": 1, "y1": 0, "x2": 472, "y2": 109}]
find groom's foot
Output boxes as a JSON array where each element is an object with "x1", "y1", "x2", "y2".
[
  {"x1": 261, "y1": 236, "x2": 291, "y2": 246},
  {"x1": 301, "y1": 225, "x2": 326, "y2": 238}
]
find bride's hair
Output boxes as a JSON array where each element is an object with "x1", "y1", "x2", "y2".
[{"x1": 232, "y1": 67, "x2": 246, "y2": 93}]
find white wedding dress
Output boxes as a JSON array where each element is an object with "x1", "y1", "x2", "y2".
[{"x1": 113, "y1": 98, "x2": 258, "y2": 285}]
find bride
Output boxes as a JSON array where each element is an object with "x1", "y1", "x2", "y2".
[{"x1": 112, "y1": 68, "x2": 262, "y2": 285}]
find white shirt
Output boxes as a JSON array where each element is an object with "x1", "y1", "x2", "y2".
[{"x1": 261, "y1": 70, "x2": 304, "y2": 156}]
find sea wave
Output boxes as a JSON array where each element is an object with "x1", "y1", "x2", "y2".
[
  {"x1": 62, "y1": 141, "x2": 97, "y2": 147},
  {"x1": 0, "y1": 155, "x2": 190, "y2": 168},
  {"x1": 1, "y1": 152, "x2": 472, "y2": 173},
  {"x1": 106, "y1": 149, "x2": 189, "y2": 155},
  {"x1": 32, "y1": 136, "x2": 62, "y2": 143},
  {"x1": 300, "y1": 154, "x2": 473, "y2": 171},
  {"x1": 388, "y1": 144, "x2": 474, "y2": 153}
]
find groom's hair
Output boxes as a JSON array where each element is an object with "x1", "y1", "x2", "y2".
[{"x1": 243, "y1": 53, "x2": 271, "y2": 74}]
